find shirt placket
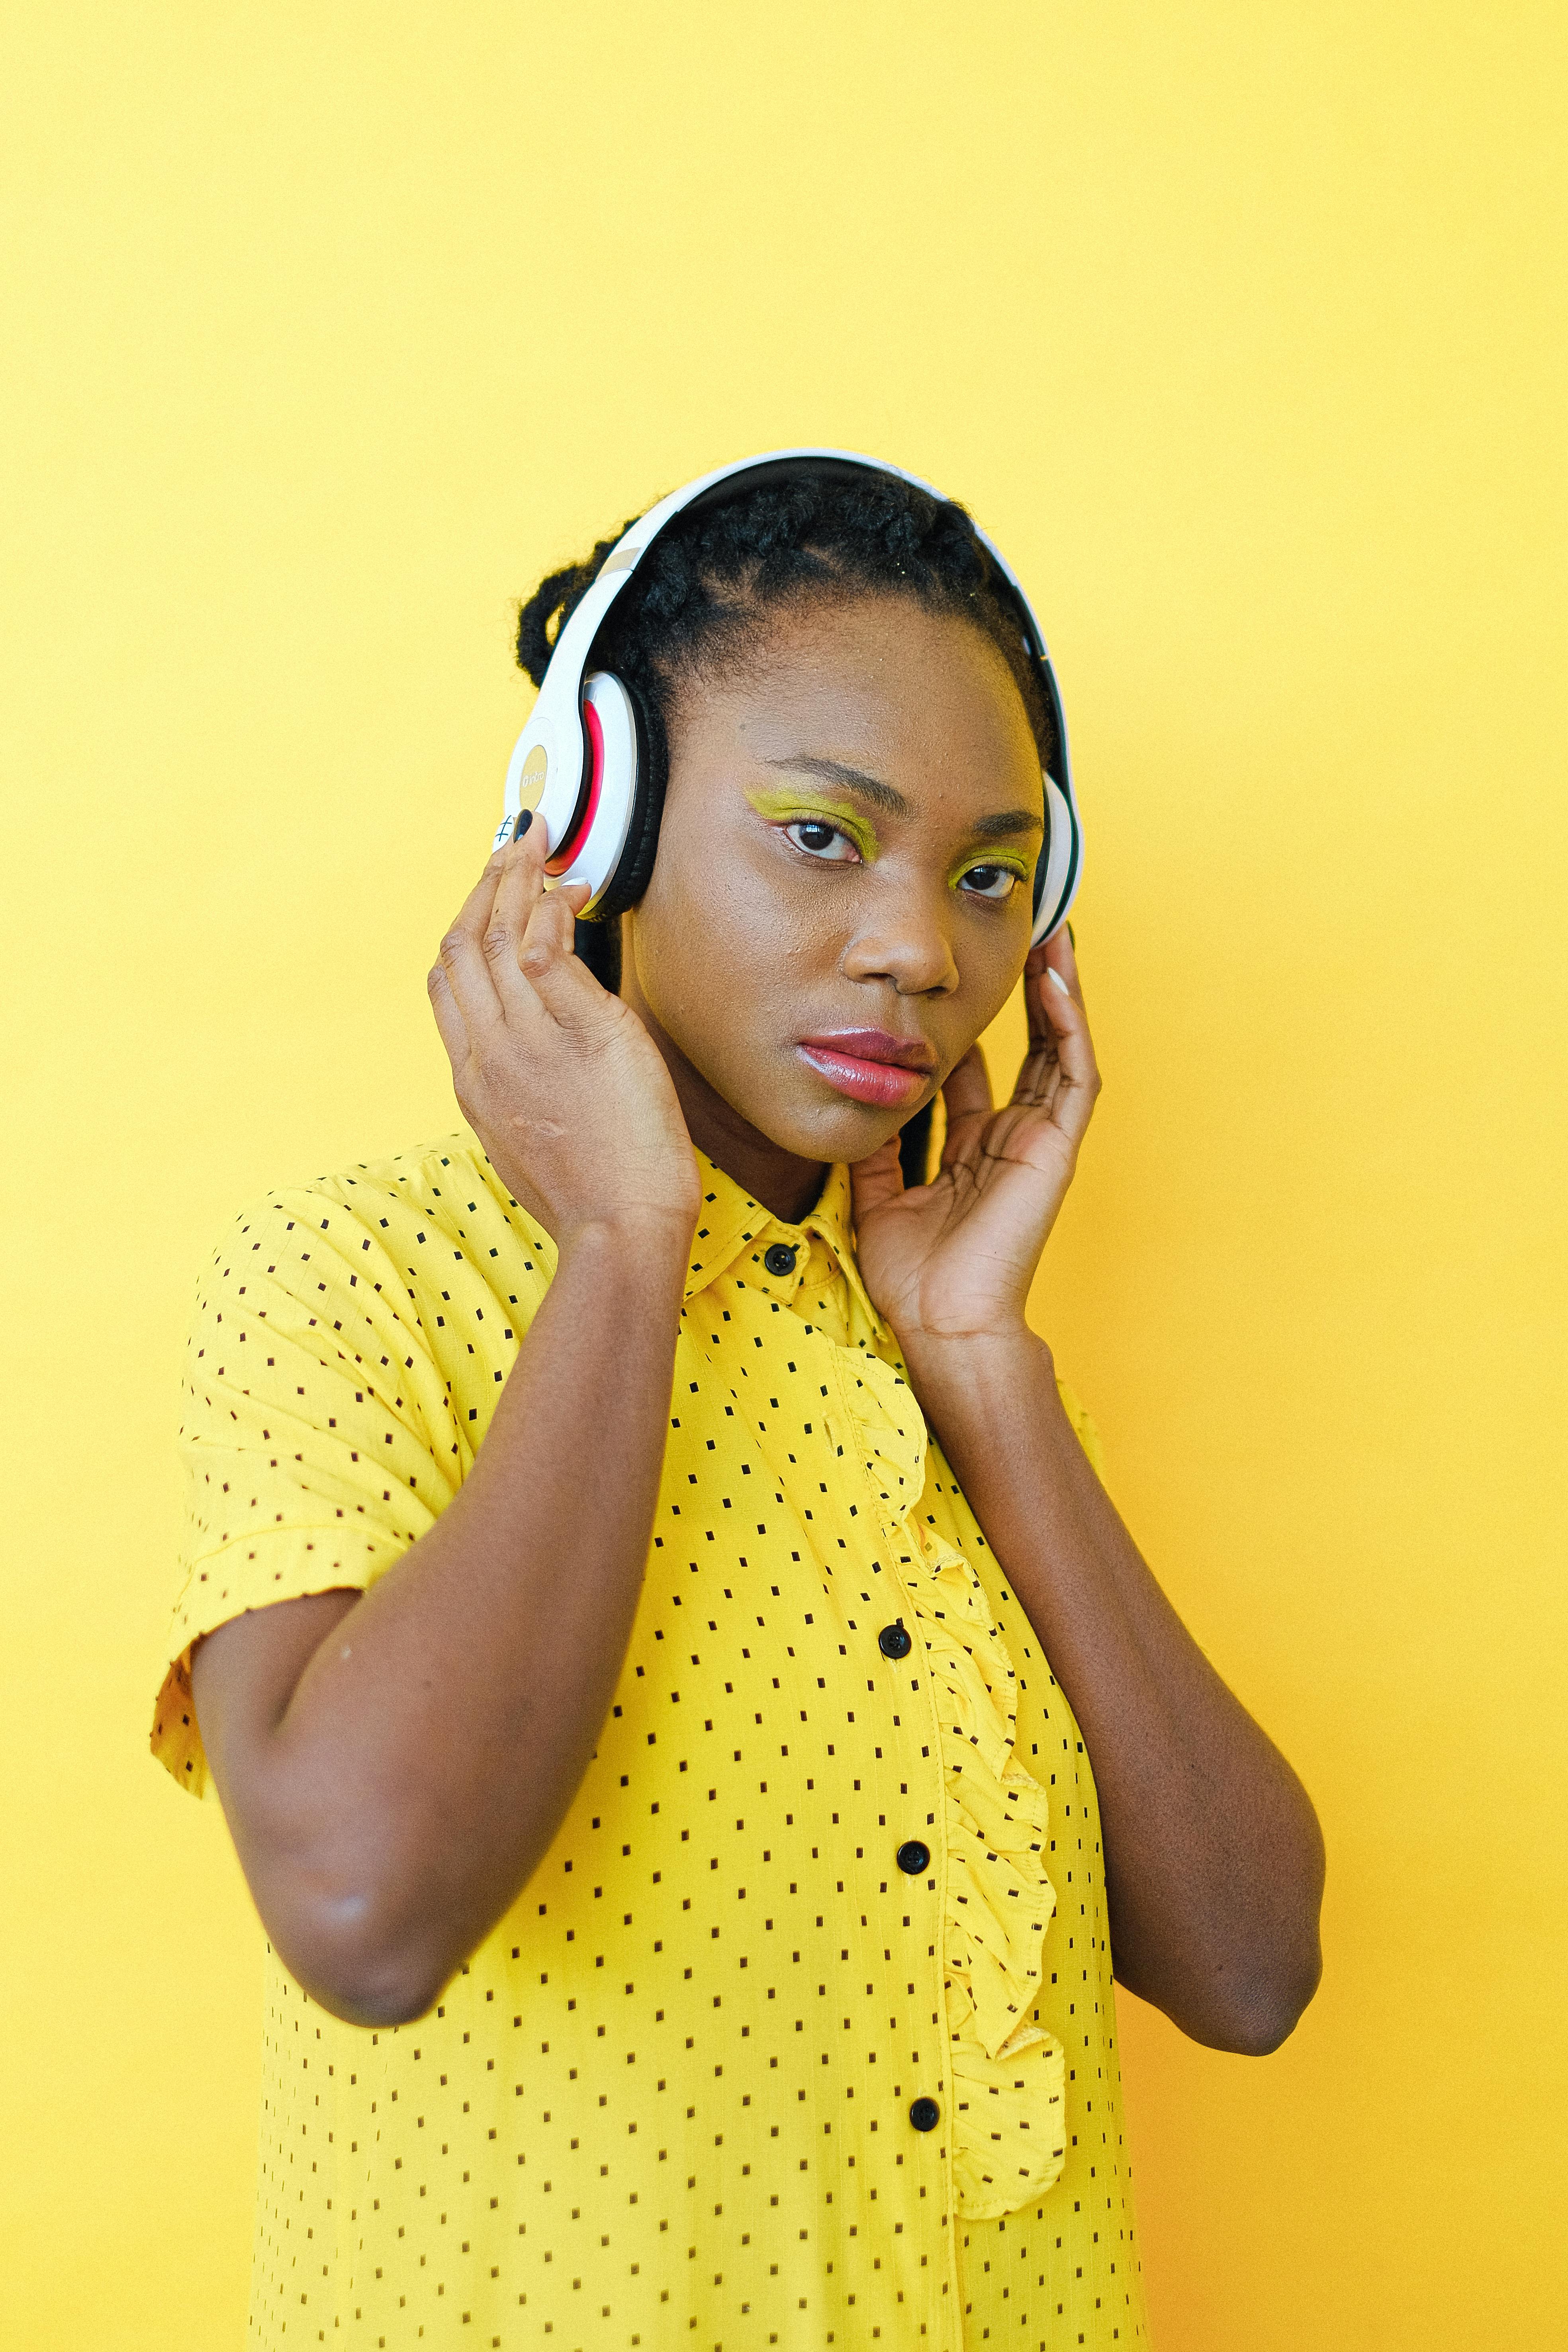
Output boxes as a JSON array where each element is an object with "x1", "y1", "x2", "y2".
[
  {"x1": 720, "y1": 1228, "x2": 963, "y2": 2345},
  {"x1": 823, "y1": 1344, "x2": 968, "y2": 2340}
]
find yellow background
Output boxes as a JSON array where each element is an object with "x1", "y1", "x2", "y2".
[{"x1": 3, "y1": 5, "x2": 1563, "y2": 2345}]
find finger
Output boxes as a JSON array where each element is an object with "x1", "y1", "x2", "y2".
[
  {"x1": 426, "y1": 950, "x2": 472, "y2": 1070},
  {"x1": 850, "y1": 1135, "x2": 905, "y2": 1222},
  {"x1": 1020, "y1": 948, "x2": 1101, "y2": 1144},
  {"x1": 1020, "y1": 927, "x2": 1081, "y2": 1058},
  {"x1": 938, "y1": 1045, "x2": 994, "y2": 1172},
  {"x1": 517, "y1": 875, "x2": 611, "y2": 1025},
  {"x1": 435, "y1": 844, "x2": 515, "y2": 1030},
  {"x1": 481, "y1": 821, "x2": 555, "y2": 1015},
  {"x1": 1045, "y1": 920, "x2": 1082, "y2": 1002},
  {"x1": 453, "y1": 838, "x2": 516, "y2": 943}
]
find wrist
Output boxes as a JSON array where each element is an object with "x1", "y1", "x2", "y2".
[
  {"x1": 898, "y1": 1318, "x2": 1052, "y2": 1393},
  {"x1": 556, "y1": 1212, "x2": 695, "y2": 1292},
  {"x1": 899, "y1": 1325, "x2": 1075, "y2": 1466},
  {"x1": 894, "y1": 1311, "x2": 1044, "y2": 1366}
]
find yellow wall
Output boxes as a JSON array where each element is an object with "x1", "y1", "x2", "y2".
[{"x1": 3, "y1": 5, "x2": 1563, "y2": 2344}]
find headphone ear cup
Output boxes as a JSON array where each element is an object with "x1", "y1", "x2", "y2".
[
  {"x1": 584, "y1": 677, "x2": 664, "y2": 924},
  {"x1": 1031, "y1": 770, "x2": 1081, "y2": 944}
]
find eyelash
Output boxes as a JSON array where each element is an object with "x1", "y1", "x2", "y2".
[
  {"x1": 782, "y1": 818, "x2": 863, "y2": 864},
  {"x1": 956, "y1": 864, "x2": 1023, "y2": 901},
  {"x1": 782, "y1": 820, "x2": 1024, "y2": 902}
]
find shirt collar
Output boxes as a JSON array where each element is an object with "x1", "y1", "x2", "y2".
[{"x1": 683, "y1": 1151, "x2": 883, "y2": 1330}]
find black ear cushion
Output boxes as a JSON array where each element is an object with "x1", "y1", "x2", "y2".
[{"x1": 585, "y1": 675, "x2": 666, "y2": 924}]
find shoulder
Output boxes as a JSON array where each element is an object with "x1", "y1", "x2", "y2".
[
  {"x1": 203, "y1": 1134, "x2": 558, "y2": 1317},
  {"x1": 183, "y1": 1133, "x2": 560, "y2": 1449}
]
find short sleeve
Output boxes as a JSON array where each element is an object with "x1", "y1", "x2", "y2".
[{"x1": 151, "y1": 1157, "x2": 548, "y2": 1796}]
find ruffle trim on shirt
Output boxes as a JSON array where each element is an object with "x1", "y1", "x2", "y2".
[{"x1": 828, "y1": 1349, "x2": 1068, "y2": 2221}]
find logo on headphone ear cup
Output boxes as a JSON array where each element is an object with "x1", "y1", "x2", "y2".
[{"x1": 516, "y1": 744, "x2": 550, "y2": 813}]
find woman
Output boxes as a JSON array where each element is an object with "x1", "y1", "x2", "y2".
[{"x1": 154, "y1": 455, "x2": 1324, "y2": 2349}]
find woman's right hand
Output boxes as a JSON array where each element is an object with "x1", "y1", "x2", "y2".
[
  {"x1": 427, "y1": 818, "x2": 701, "y2": 1252},
  {"x1": 202, "y1": 817, "x2": 702, "y2": 2029}
]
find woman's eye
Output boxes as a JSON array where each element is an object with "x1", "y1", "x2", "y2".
[
  {"x1": 783, "y1": 819, "x2": 860, "y2": 862},
  {"x1": 957, "y1": 864, "x2": 1021, "y2": 901}
]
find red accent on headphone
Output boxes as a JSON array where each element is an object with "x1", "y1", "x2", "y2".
[{"x1": 545, "y1": 696, "x2": 605, "y2": 876}]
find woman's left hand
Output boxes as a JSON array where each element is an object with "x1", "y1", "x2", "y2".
[{"x1": 851, "y1": 928, "x2": 1100, "y2": 1348}]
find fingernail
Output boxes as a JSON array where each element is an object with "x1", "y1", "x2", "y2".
[
  {"x1": 1047, "y1": 967, "x2": 1072, "y2": 997},
  {"x1": 512, "y1": 809, "x2": 533, "y2": 841}
]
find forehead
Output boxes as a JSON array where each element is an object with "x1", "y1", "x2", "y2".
[{"x1": 669, "y1": 593, "x2": 1043, "y2": 816}]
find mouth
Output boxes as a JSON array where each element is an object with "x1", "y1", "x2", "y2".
[{"x1": 796, "y1": 1028, "x2": 937, "y2": 1110}]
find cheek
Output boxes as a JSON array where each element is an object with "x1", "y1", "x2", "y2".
[
  {"x1": 632, "y1": 828, "x2": 807, "y2": 1055},
  {"x1": 967, "y1": 920, "x2": 1034, "y2": 1030}
]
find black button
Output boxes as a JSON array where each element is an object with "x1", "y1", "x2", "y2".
[
  {"x1": 896, "y1": 1840, "x2": 931, "y2": 1875},
  {"x1": 908, "y1": 2096, "x2": 940, "y2": 2132},
  {"x1": 878, "y1": 1621, "x2": 912, "y2": 1660},
  {"x1": 763, "y1": 1242, "x2": 798, "y2": 1276}
]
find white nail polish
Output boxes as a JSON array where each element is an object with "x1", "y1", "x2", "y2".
[{"x1": 1046, "y1": 967, "x2": 1072, "y2": 997}]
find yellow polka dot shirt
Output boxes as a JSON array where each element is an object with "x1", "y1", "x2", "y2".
[{"x1": 153, "y1": 1138, "x2": 1149, "y2": 2350}]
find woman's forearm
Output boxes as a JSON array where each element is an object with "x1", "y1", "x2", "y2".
[
  {"x1": 192, "y1": 1218, "x2": 691, "y2": 2027},
  {"x1": 902, "y1": 1327, "x2": 1325, "y2": 2053}
]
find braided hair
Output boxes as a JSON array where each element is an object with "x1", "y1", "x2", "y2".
[{"x1": 514, "y1": 464, "x2": 1051, "y2": 1185}]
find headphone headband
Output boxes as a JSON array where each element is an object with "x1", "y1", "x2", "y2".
[{"x1": 497, "y1": 447, "x2": 1083, "y2": 941}]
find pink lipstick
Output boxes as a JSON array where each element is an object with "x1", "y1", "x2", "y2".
[{"x1": 797, "y1": 1029, "x2": 936, "y2": 1109}]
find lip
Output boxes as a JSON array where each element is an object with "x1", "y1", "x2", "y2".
[
  {"x1": 800, "y1": 1028, "x2": 938, "y2": 1071},
  {"x1": 797, "y1": 1028, "x2": 936, "y2": 1109}
]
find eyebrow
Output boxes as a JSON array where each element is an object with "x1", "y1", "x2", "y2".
[
  {"x1": 971, "y1": 807, "x2": 1045, "y2": 840},
  {"x1": 766, "y1": 755, "x2": 1043, "y2": 842},
  {"x1": 765, "y1": 755, "x2": 911, "y2": 816}
]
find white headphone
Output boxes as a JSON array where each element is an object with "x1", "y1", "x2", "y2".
[{"x1": 495, "y1": 447, "x2": 1083, "y2": 943}]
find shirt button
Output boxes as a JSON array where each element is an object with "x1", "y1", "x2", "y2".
[
  {"x1": 878, "y1": 1621, "x2": 912, "y2": 1660},
  {"x1": 896, "y1": 1839, "x2": 931, "y2": 1875},
  {"x1": 908, "y1": 2097, "x2": 941, "y2": 2132},
  {"x1": 763, "y1": 1242, "x2": 798, "y2": 1276}
]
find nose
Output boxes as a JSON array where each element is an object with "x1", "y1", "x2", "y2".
[{"x1": 840, "y1": 879, "x2": 959, "y2": 997}]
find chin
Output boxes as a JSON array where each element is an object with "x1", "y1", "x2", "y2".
[{"x1": 733, "y1": 1082, "x2": 910, "y2": 1167}]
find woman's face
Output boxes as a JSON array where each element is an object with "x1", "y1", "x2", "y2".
[{"x1": 621, "y1": 592, "x2": 1045, "y2": 1173}]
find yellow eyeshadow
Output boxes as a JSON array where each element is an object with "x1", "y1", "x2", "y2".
[{"x1": 743, "y1": 784, "x2": 880, "y2": 860}]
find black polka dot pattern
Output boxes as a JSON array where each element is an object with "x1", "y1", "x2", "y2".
[{"x1": 154, "y1": 1138, "x2": 1148, "y2": 2346}]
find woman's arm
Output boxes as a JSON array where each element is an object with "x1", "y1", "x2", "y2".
[
  {"x1": 191, "y1": 825, "x2": 700, "y2": 2030},
  {"x1": 899, "y1": 1328, "x2": 1323, "y2": 2051},
  {"x1": 853, "y1": 934, "x2": 1324, "y2": 2055}
]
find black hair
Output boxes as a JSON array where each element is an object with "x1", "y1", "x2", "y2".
[{"x1": 515, "y1": 462, "x2": 1049, "y2": 1188}]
